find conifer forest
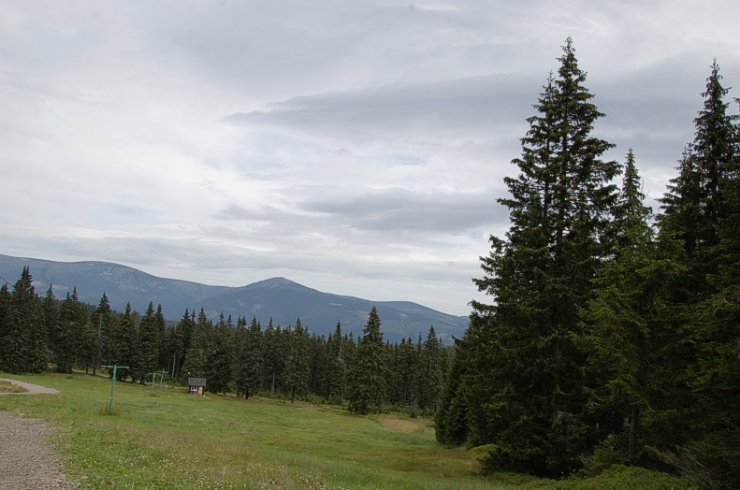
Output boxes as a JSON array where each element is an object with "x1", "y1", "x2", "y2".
[{"x1": 1, "y1": 41, "x2": 738, "y2": 488}]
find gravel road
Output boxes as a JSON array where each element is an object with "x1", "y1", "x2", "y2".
[
  {"x1": 0, "y1": 378, "x2": 60, "y2": 395},
  {"x1": 0, "y1": 379, "x2": 76, "y2": 489}
]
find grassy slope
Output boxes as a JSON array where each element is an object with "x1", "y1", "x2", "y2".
[{"x1": 0, "y1": 373, "x2": 695, "y2": 489}]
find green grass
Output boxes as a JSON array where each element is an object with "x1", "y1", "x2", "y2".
[{"x1": 0, "y1": 373, "x2": 696, "y2": 489}]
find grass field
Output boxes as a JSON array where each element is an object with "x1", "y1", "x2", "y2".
[{"x1": 0, "y1": 373, "x2": 696, "y2": 489}]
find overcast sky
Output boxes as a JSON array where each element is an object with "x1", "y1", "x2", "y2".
[{"x1": 1, "y1": 1, "x2": 739, "y2": 316}]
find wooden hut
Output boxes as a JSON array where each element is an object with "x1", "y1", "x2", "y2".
[{"x1": 188, "y1": 377, "x2": 206, "y2": 396}]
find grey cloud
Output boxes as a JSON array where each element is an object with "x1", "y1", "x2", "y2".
[
  {"x1": 225, "y1": 75, "x2": 536, "y2": 143},
  {"x1": 298, "y1": 187, "x2": 502, "y2": 233},
  {"x1": 213, "y1": 185, "x2": 508, "y2": 237}
]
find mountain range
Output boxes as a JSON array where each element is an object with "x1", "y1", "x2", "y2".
[{"x1": 0, "y1": 254, "x2": 469, "y2": 342}]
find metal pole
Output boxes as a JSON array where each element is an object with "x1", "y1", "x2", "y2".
[
  {"x1": 108, "y1": 365, "x2": 117, "y2": 412},
  {"x1": 102, "y1": 364, "x2": 128, "y2": 412}
]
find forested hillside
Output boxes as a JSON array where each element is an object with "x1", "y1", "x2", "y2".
[{"x1": 0, "y1": 270, "x2": 447, "y2": 416}]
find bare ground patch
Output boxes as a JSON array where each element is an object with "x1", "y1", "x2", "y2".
[{"x1": 0, "y1": 411, "x2": 76, "y2": 489}]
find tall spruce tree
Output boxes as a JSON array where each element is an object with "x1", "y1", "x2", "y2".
[
  {"x1": 660, "y1": 60, "x2": 737, "y2": 298},
  {"x1": 439, "y1": 39, "x2": 619, "y2": 476},
  {"x1": 347, "y1": 307, "x2": 386, "y2": 415},
  {"x1": 168, "y1": 309, "x2": 194, "y2": 379},
  {"x1": 326, "y1": 322, "x2": 346, "y2": 403},
  {"x1": 108, "y1": 302, "x2": 136, "y2": 380},
  {"x1": 205, "y1": 313, "x2": 233, "y2": 394},
  {"x1": 183, "y1": 309, "x2": 211, "y2": 380},
  {"x1": 415, "y1": 326, "x2": 442, "y2": 413},
  {"x1": 582, "y1": 151, "x2": 692, "y2": 462},
  {"x1": 672, "y1": 64, "x2": 739, "y2": 487},
  {"x1": 2, "y1": 267, "x2": 46, "y2": 373},
  {"x1": 55, "y1": 288, "x2": 87, "y2": 373},
  {"x1": 0, "y1": 283, "x2": 10, "y2": 369},
  {"x1": 43, "y1": 286, "x2": 58, "y2": 357},
  {"x1": 262, "y1": 320, "x2": 285, "y2": 393},
  {"x1": 284, "y1": 319, "x2": 310, "y2": 402},
  {"x1": 133, "y1": 302, "x2": 161, "y2": 383},
  {"x1": 89, "y1": 293, "x2": 112, "y2": 375},
  {"x1": 234, "y1": 316, "x2": 263, "y2": 399}
]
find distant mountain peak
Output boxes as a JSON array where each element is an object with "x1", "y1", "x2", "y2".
[{"x1": 252, "y1": 277, "x2": 297, "y2": 287}]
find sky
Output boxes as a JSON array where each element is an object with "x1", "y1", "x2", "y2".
[{"x1": 1, "y1": 1, "x2": 739, "y2": 316}]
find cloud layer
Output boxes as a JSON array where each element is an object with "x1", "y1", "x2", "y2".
[{"x1": 1, "y1": 1, "x2": 739, "y2": 315}]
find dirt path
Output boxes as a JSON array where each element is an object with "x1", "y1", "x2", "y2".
[
  {"x1": 0, "y1": 379, "x2": 75, "y2": 489},
  {"x1": 0, "y1": 377, "x2": 60, "y2": 395}
]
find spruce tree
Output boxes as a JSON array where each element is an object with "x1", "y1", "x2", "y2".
[
  {"x1": 43, "y1": 286, "x2": 58, "y2": 357},
  {"x1": 262, "y1": 320, "x2": 285, "y2": 393},
  {"x1": 55, "y1": 289, "x2": 86, "y2": 373},
  {"x1": 183, "y1": 309, "x2": 211, "y2": 380},
  {"x1": 206, "y1": 313, "x2": 234, "y2": 394},
  {"x1": 2, "y1": 268, "x2": 46, "y2": 373},
  {"x1": 415, "y1": 326, "x2": 442, "y2": 413},
  {"x1": 582, "y1": 151, "x2": 693, "y2": 462},
  {"x1": 284, "y1": 319, "x2": 310, "y2": 402},
  {"x1": 660, "y1": 60, "x2": 737, "y2": 298},
  {"x1": 234, "y1": 316, "x2": 263, "y2": 399},
  {"x1": 168, "y1": 309, "x2": 194, "y2": 379},
  {"x1": 108, "y1": 302, "x2": 136, "y2": 380},
  {"x1": 133, "y1": 302, "x2": 161, "y2": 383},
  {"x1": 326, "y1": 322, "x2": 346, "y2": 403},
  {"x1": 685, "y1": 72, "x2": 739, "y2": 487},
  {"x1": 155, "y1": 304, "x2": 167, "y2": 370},
  {"x1": 91, "y1": 293, "x2": 112, "y2": 374},
  {"x1": 439, "y1": 39, "x2": 619, "y2": 476},
  {"x1": 0, "y1": 283, "x2": 10, "y2": 369},
  {"x1": 308, "y1": 333, "x2": 330, "y2": 398},
  {"x1": 347, "y1": 307, "x2": 386, "y2": 414}
]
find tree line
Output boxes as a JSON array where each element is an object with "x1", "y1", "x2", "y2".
[
  {"x1": 0, "y1": 273, "x2": 447, "y2": 415},
  {"x1": 435, "y1": 40, "x2": 738, "y2": 487}
]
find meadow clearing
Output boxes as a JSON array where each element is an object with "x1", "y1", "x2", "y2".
[{"x1": 0, "y1": 373, "x2": 694, "y2": 489}]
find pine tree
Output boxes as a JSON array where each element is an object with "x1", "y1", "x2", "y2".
[
  {"x1": 284, "y1": 319, "x2": 310, "y2": 402},
  {"x1": 308, "y1": 333, "x2": 329, "y2": 398},
  {"x1": 55, "y1": 289, "x2": 86, "y2": 373},
  {"x1": 685, "y1": 81, "x2": 740, "y2": 488},
  {"x1": 108, "y1": 303, "x2": 137, "y2": 380},
  {"x1": 347, "y1": 307, "x2": 386, "y2": 414},
  {"x1": 133, "y1": 302, "x2": 161, "y2": 383},
  {"x1": 168, "y1": 309, "x2": 194, "y2": 379},
  {"x1": 206, "y1": 313, "x2": 234, "y2": 394},
  {"x1": 439, "y1": 39, "x2": 619, "y2": 476},
  {"x1": 415, "y1": 326, "x2": 442, "y2": 413},
  {"x1": 0, "y1": 283, "x2": 10, "y2": 369},
  {"x1": 183, "y1": 309, "x2": 211, "y2": 380},
  {"x1": 1, "y1": 268, "x2": 46, "y2": 373},
  {"x1": 396, "y1": 337, "x2": 417, "y2": 406},
  {"x1": 155, "y1": 304, "x2": 167, "y2": 370},
  {"x1": 90, "y1": 293, "x2": 112, "y2": 375},
  {"x1": 656, "y1": 61, "x2": 739, "y2": 486},
  {"x1": 660, "y1": 60, "x2": 737, "y2": 299},
  {"x1": 43, "y1": 286, "x2": 58, "y2": 357},
  {"x1": 234, "y1": 316, "x2": 263, "y2": 399},
  {"x1": 262, "y1": 320, "x2": 285, "y2": 393},
  {"x1": 326, "y1": 322, "x2": 346, "y2": 403},
  {"x1": 582, "y1": 151, "x2": 694, "y2": 462}
]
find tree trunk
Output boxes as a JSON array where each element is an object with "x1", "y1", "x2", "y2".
[{"x1": 628, "y1": 406, "x2": 638, "y2": 460}]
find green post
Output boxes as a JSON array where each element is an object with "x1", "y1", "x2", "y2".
[{"x1": 102, "y1": 364, "x2": 128, "y2": 412}]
